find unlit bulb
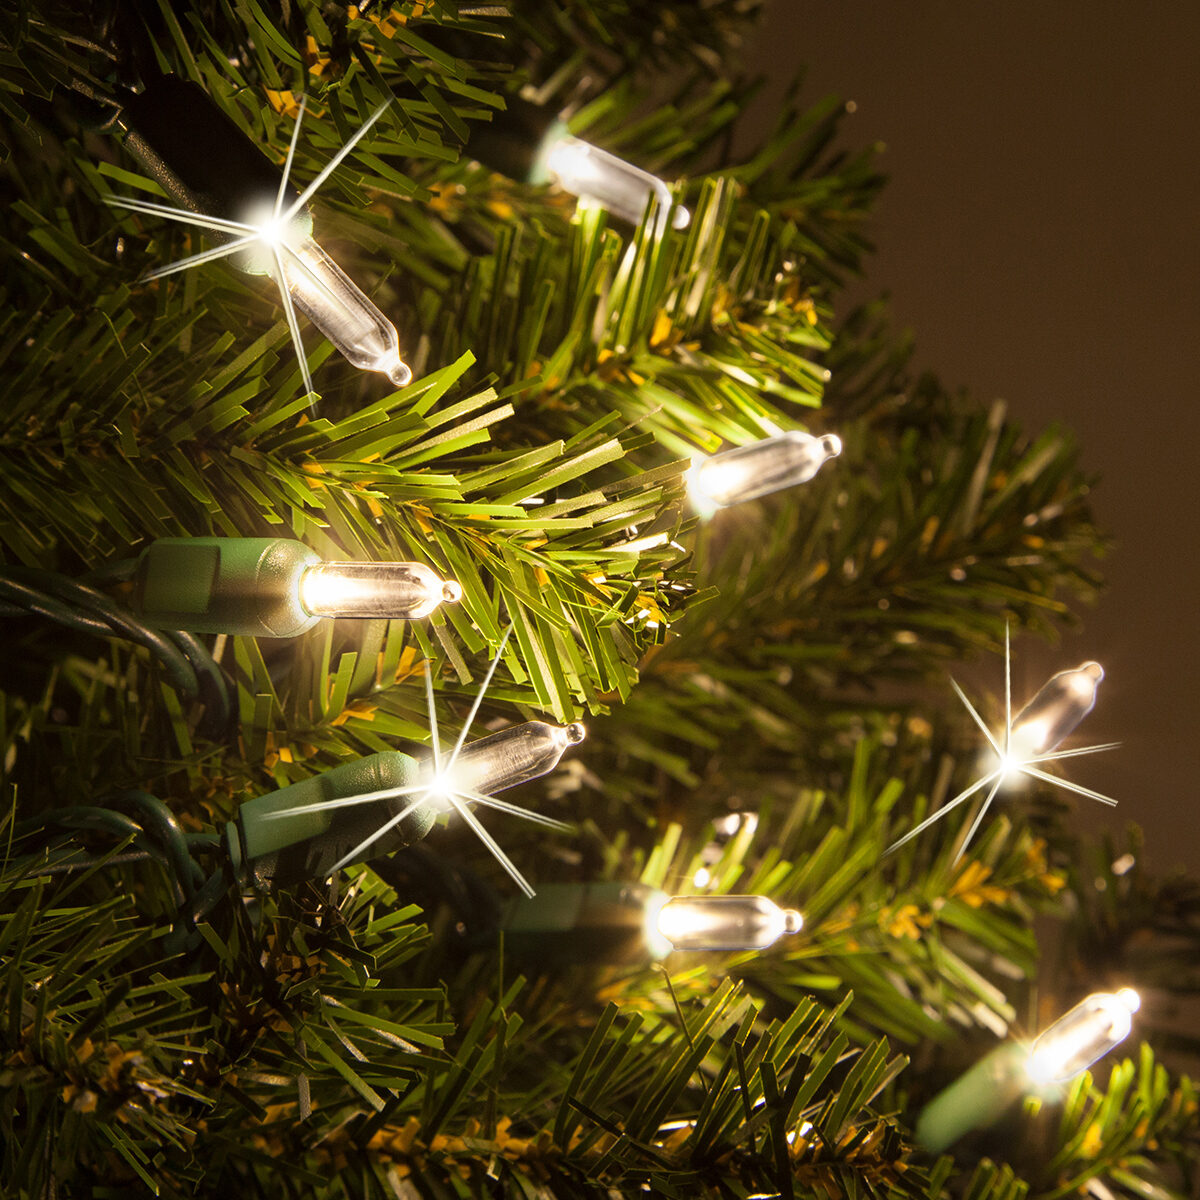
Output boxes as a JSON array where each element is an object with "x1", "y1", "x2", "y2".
[
  {"x1": 424, "y1": 720, "x2": 586, "y2": 800},
  {"x1": 647, "y1": 894, "x2": 803, "y2": 956},
  {"x1": 240, "y1": 204, "x2": 411, "y2": 387},
  {"x1": 298, "y1": 561, "x2": 462, "y2": 620},
  {"x1": 542, "y1": 135, "x2": 689, "y2": 231},
  {"x1": 1026, "y1": 988, "x2": 1140, "y2": 1085},
  {"x1": 1009, "y1": 661, "x2": 1104, "y2": 759},
  {"x1": 688, "y1": 432, "x2": 842, "y2": 512}
]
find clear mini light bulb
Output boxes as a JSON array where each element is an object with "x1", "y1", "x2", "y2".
[
  {"x1": 240, "y1": 204, "x2": 412, "y2": 387},
  {"x1": 113, "y1": 79, "x2": 413, "y2": 393},
  {"x1": 1026, "y1": 988, "x2": 1140, "y2": 1085},
  {"x1": 646, "y1": 894, "x2": 804, "y2": 956},
  {"x1": 688, "y1": 432, "x2": 842, "y2": 513},
  {"x1": 299, "y1": 561, "x2": 462, "y2": 620},
  {"x1": 135, "y1": 537, "x2": 460, "y2": 637},
  {"x1": 1009, "y1": 661, "x2": 1104, "y2": 759},
  {"x1": 539, "y1": 134, "x2": 691, "y2": 231},
  {"x1": 424, "y1": 720, "x2": 587, "y2": 800}
]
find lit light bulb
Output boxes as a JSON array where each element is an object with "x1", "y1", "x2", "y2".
[
  {"x1": 110, "y1": 78, "x2": 412, "y2": 395},
  {"x1": 646, "y1": 894, "x2": 804, "y2": 956},
  {"x1": 1026, "y1": 988, "x2": 1140, "y2": 1085},
  {"x1": 425, "y1": 720, "x2": 587, "y2": 799},
  {"x1": 687, "y1": 432, "x2": 842, "y2": 513},
  {"x1": 238, "y1": 203, "x2": 412, "y2": 387},
  {"x1": 135, "y1": 537, "x2": 460, "y2": 636},
  {"x1": 540, "y1": 134, "x2": 690, "y2": 231},
  {"x1": 299, "y1": 561, "x2": 462, "y2": 620},
  {"x1": 1009, "y1": 661, "x2": 1104, "y2": 759}
]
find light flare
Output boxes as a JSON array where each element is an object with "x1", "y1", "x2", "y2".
[
  {"x1": 106, "y1": 95, "x2": 411, "y2": 402},
  {"x1": 886, "y1": 625, "x2": 1117, "y2": 860},
  {"x1": 260, "y1": 627, "x2": 581, "y2": 896}
]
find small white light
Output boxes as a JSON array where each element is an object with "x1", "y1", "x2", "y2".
[
  {"x1": 542, "y1": 133, "x2": 689, "y2": 231},
  {"x1": 298, "y1": 561, "x2": 461, "y2": 620},
  {"x1": 1025, "y1": 988, "x2": 1140, "y2": 1086},
  {"x1": 997, "y1": 751, "x2": 1023, "y2": 781},
  {"x1": 425, "y1": 770, "x2": 458, "y2": 811},
  {"x1": 424, "y1": 721, "x2": 587, "y2": 799},
  {"x1": 688, "y1": 432, "x2": 841, "y2": 514},
  {"x1": 108, "y1": 96, "x2": 412, "y2": 395},
  {"x1": 648, "y1": 894, "x2": 803, "y2": 956},
  {"x1": 1009, "y1": 662, "x2": 1104, "y2": 759}
]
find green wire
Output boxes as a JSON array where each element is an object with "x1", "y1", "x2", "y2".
[
  {"x1": 0, "y1": 565, "x2": 235, "y2": 732},
  {"x1": 22, "y1": 800, "x2": 223, "y2": 916},
  {"x1": 0, "y1": 570, "x2": 200, "y2": 698},
  {"x1": 115, "y1": 790, "x2": 206, "y2": 899},
  {"x1": 36, "y1": 567, "x2": 232, "y2": 729},
  {"x1": 170, "y1": 629, "x2": 234, "y2": 732}
]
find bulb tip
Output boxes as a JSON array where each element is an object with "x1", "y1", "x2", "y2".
[
  {"x1": 821, "y1": 433, "x2": 843, "y2": 459},
  {"x1": 387, "y1": 360, "x2": 413, "y2": 388},
  {"x1": 1117, "y1": 987, "x2": 1141, "y2": 1013},
  {"x1": 1081, "y1": 661, "x2": 1105, "y2": 683},
  {"x1": 782, "y1": 908, "x2": 804, "y2": 935},
  {"x1": 564, "y1": 721, "x2": 586, "y2": 746},
  {"x1": 672, "y1": 206, "x2": 692, "y2": 230},
  {"x1": 441, "y1": 579, "x2": 463, "y2": 604}
]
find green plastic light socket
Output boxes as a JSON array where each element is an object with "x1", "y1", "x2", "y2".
[
  {"x1": 135, "y1": 537, "x2": 320, "y2": 637},
  {"x1": 914, "y1": 1041, "x2": 1028, "y2": 1153},
  {"x1": 228, "y1": 751, "x2": 435, "y2": 887},
  {"x1": 501, "y1": 881, "x2": 662, "y2": 965}
]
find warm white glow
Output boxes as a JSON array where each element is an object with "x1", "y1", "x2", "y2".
[
  {"x1": 687, "y1": 432, "x2": 842, "y2": 514},
  {"x1": 440, "y1": 720, "x2": 586, "y2": 798},
  {"x1": 424, "y1": 770, "x2": 458, "y2": 810},
  {"x1": 886, "y1": 630, "x2": 1117, "y2": 862},
  {"x1": 643, "y1": 891, "x2": 675, "y2": 959},
  {"x1": 107, "y1": 96, "x2": 411, "y2": 398},
  {"x1": 544, "y1": 134, "x2": 690, "y2": 231},
  {"x1": 298, "y1": 561, "x2": 461, "y2": 620},
  {"x1": 997, "y1": 751, "x2": 1023, "y2": 781},
  {"x1": 1009, "y1": 662, "x2": 1104, "y2": 758},
  {"x1": 1025, "y1": 988, "x2": 1141, "y2": 1086},
  {"x1": 261, "y1": 631, "x2": 586, "y2": 897},
  {"x1": 238, "y1": 200, "x2": 306, "y2": 259},
  {"x1": 712, "y1": 811, "x2": 758, "y2": 840},
  {"x1": 649, "y1": 894, "x2": 803, "y2": 955}
]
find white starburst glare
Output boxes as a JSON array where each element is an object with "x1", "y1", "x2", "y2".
[
  {"x1": 262, "y1": 628, "x2": 576, "y2": 897},
  {"x1": 886, "y1": 625, "x2": 1118, "y2": 861},
  {"x1": 106, "y1": 96, "x2": 411, "y2": 400}
]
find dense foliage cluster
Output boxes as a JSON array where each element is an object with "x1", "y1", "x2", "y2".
[{"x1": 1, "y1": 2, "x2": 1196, "y2": 1197}]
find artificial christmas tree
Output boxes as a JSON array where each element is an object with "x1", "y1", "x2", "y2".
[{"x1": 1, "y1": 2, "x2": 1197, "y2": 1198}]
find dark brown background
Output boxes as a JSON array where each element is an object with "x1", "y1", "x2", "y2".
[{"x1": 740, "y1": 2, "x2": 1200, "y2": 873}]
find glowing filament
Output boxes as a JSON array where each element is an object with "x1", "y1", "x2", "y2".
[
  {"x1": 299, "y1": 561, "x2": 462, "y2": 620},
  {"x1": 543, "y1": 135, "x2": 690, "y2": 231},
  {"x1": 646, "y1": 894, "x2": 803, "y2": 957},
  {"x1": 688, "y1": 432, "x2": 842, "y2": 513},
  {"x1": 1026, "y1": 988, "x2": 1140, "y2": 1085}
]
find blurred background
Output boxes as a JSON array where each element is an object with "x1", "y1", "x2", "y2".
[{"x1": 739, "y1": 1, "x2": 1200, "y2": 873}]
